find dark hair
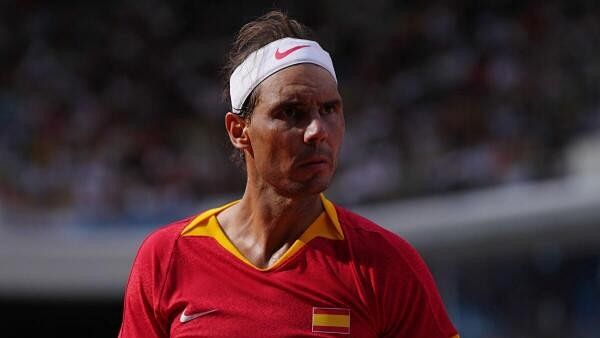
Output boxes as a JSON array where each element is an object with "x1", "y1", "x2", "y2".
[
  {"x1": 222, "y1": 10, "x2": 313, "y2": 166},
  {"x1": 223, "y1": 10, "x2": 313, "y2": 118}
]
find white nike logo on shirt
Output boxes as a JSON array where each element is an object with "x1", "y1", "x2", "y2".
[{"x1": 179, "y1": 309, "x2": 218, "y2": 323}]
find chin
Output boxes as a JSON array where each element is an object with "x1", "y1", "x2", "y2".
[
  {"x1": 281, "y1": 175, "x2": 332, "y2": 197},
  {"x1": 304, "y1": 182, "x2": 330, "y2": 195}
]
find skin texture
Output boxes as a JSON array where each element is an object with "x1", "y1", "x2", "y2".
[{"x1": 218, "y1": 64, "x2": 345, "y2": 269}]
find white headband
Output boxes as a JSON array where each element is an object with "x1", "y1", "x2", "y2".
[{"x1": 229, "y1": 37, "x2": 337, "y2": 114}]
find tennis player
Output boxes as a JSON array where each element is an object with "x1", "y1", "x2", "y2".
[{"x1": 119, "y1": 10, "x2": 459, "y2": 337}]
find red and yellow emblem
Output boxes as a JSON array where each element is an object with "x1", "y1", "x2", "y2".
[{"x1": 312, "y1": 307, "x2": 350, "y2": 334}]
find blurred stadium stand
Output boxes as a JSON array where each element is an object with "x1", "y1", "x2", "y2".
[{"x1": 1, "y1": 0, "x2": 599, "y2": 337}]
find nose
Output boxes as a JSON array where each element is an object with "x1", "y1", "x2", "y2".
[{"x1": 304, "y1": 115, "x2": 327, "y2": 144}]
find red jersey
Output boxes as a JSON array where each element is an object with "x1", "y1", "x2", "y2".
[{"x1": 119, "y1": 196, "x2": 458, "y2": 337}]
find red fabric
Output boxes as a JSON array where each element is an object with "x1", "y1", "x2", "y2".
[
  {"x1": 313, "y1": 308, "x2": 349, "y2": 315},
  {"x1": 119, "y1": 205, "x2": 458, "y2": 337}
]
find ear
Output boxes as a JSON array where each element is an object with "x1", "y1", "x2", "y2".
[{"x1": 225, "y1": 112, "x2": 251, "y2": 151}]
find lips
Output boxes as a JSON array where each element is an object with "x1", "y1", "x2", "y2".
[{"x1": 298, "y1": 155, "x2": 331, "y2": 168}]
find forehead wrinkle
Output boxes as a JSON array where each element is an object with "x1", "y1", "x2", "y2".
[
  {"x1": 279, "y1": 86, "x2": 320, "y2": 104},
  {"x1": 277, "y1": 81, "x2": 340, "y2": 105}
]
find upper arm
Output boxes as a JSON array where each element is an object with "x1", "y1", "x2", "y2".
[
  {"x1": 119, "y1": 229, "x2": 177, "y2": 338},
  {"x1": 370, "y1": 234, "x2": 458, "y2": 338}
]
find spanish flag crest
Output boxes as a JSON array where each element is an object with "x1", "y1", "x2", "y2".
[{"x1": 312, "y1": 307, "x2": 350, "y2": 334}]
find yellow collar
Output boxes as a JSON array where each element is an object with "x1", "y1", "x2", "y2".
[{"x1": 181, "y1": 194, "x2": 343, "y2": 271}]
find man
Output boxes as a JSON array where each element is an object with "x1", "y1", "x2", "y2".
[{"x1": 119, "y1": 10, "x2": 459, "y2": 338}]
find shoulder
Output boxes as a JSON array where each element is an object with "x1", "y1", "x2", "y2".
[
  {"x1": 126, "y1": 215, "x2": 200, "y2": 296},
  {"x1": 335, "y1": 205, "x2": 430, "y2": 280},
  {"x1": 139, "y1": 217, "x2": 192, "y2": 255},
  {"x1": 335, "y1": 206, "x2": 420, "y2": 260},
  {"x1": 121, "y1": 215, "x2": 199, "y2": 335},
  {"x1": 335, "y1": 206, "x2": 458, "y2": 337},
  {"x1": 132, "y1": 214, "x2": 199, "y2": 272}
]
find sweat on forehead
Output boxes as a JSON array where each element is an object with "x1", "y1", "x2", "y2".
[{"x1": 229, "y1": 37, "x2": 337, "y2": 114}]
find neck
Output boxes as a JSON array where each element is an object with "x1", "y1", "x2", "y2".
[{"x1": 217, "y1": 179, "x2": 323, "y2": 269}]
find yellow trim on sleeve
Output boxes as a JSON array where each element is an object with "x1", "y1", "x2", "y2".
[{"x1": 181, "y1": 194, "x2": 343, "y2": 271}]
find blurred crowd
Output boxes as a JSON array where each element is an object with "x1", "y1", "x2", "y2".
[{"x1": 1, "y1": 0, "x2": 599, "y2": 223}]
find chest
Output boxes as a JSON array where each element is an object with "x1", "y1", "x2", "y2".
[{"x1": 162, "y1": 240, "x2": 378, "y2": 337}]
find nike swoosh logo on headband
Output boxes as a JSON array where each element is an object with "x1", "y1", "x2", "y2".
[{"x1": 275, "y1": 45, "x2": 310, "y2": 60}]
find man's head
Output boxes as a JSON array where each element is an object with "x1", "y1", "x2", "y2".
[
  {"x1": 223, "y1": 11, "x2": 344, "y2": 197},
  {"x1": 223, "y1": 11, "x2": 313, "y2": 119}
]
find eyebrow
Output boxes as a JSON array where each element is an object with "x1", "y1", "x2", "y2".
[
  {"x1": 322, "y1": 99, "x2": 342, "y2": 107},
  {"x1": 269, "y1": 98, "x2": 342, "y2": 116},
  {"x1": 271, "y1": 100, "x2": 305, "y2": 112},
  {"x1": 273, "y1": 97, "x2": 342, "y2": 109}
]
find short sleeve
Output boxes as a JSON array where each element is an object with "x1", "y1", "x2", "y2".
[
  {"x1": 370, "y1": 233, "x2": 458, "y2": 338},
  {"x1": 119, "y1": 227, "x2": 179, "y2": 338}
]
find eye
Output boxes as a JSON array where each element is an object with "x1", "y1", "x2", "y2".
[
  {"x1": 277, "y1": 104, "x2": 306, "y2": 121},
  {"x1": 322, "y1": 103, "x2": 337, "y2": 115},
  {"x1": 282, "y1": 107, "x2": 299, "y2": 119}
]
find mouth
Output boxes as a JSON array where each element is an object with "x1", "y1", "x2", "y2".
[{"x1": 298, "y1": 156, "x2": 332, "y2": 169}]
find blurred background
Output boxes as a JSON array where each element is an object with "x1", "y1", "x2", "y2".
[{"x1": 1, "y1": 0, "x2": 600, "y2": 337}]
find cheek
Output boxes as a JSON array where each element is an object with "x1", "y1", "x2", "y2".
[
  {"x1": 329, "y1": 117, "x2": 345, "y2": 150},
  {"x1": 272, "y1": 132, "x2": 299, "y2": 160},
  {"x1": 251, "y1": 126, "x2": 293, "y2": 163}
]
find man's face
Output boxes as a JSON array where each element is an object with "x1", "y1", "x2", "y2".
[{"x1": 245, "y1": 63, "x2": 344, "y2": 197}]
